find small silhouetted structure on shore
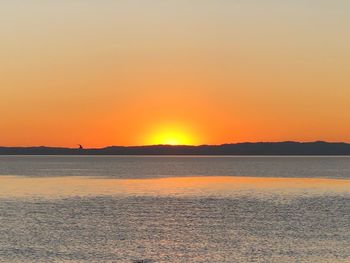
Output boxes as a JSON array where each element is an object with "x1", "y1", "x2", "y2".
[{"x1": 78, "y1": 144, "x2": 83, "y2": 150}]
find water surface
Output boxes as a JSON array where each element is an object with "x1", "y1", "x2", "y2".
[
  {"x1": 0, "y1": 156, "x2": 349, "y2": 262},
  {"x1": 0, "y1": 155, "x2": 349, "y2": 179}
]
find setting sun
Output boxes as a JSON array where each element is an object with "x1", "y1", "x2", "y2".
[{"x1": 145, "y1": 125, "x2": 197, "y2": 146}]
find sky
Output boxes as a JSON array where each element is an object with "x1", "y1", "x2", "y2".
[{"x1": 1, "y1": 0, "x2": 350, "y2": 147}]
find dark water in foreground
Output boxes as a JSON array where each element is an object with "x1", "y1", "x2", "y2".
[{"x1": 0, "y1": 156, "x2": 350, "y2": 262}]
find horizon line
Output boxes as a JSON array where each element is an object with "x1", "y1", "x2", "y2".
[{"x1": 1, "y1": 140, "x2": 349, "y2": 149}]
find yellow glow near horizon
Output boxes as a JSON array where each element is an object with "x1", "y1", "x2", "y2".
[
  {"x1": 146, "y1": 125, "x2": 197, "y2": 146},
  {"x1": 1, "y1": 1, "x2": 350, "y2": 147}
]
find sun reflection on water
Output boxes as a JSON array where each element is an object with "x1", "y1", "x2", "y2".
[{"x1": 1, "y1": 176, "x2": 350, "y2": 198}]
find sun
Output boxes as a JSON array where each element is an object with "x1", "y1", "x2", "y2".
[{"x1": 145, "y1": 124, "x2": 197, "y2": 146}]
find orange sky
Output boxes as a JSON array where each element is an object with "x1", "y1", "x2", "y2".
[{"x1": 1, "y1": 1, "x2": 350, "y2": 147}]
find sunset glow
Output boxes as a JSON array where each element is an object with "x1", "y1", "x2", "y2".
[
  {"x1": 2, "y1": 2, "x2": 350, "y2": 263},
  {"x1": 145, "y1": 125, "x2": 197, "y2": 146},
  {"x1": 1, "y1": 1, "x2": 349, "y2": 147}
]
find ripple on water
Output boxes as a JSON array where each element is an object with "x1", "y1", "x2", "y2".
[{"x1": 1, "y1": 194, "x2": 350, "y2": 263}]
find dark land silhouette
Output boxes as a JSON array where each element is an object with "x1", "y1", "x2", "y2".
[{"x1": 1, "y1": 141, "x2": 350, "y2": 155}]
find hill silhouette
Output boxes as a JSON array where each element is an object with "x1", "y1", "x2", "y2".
[{"x1": 0, "y1": 141, "x2": 350, "y2": 155}]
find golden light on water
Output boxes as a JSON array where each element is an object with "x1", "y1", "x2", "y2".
[{"x1": 1, "y1": 176, "x2": 350, "y2": 198}]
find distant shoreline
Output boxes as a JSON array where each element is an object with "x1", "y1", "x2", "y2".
[{"x1": 1, "y1": 141, "x2": 350, "y2": 155}]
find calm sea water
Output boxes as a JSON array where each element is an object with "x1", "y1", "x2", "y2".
[{"x1": 1, "y1": 156, "x2": 350, "y2": 262}]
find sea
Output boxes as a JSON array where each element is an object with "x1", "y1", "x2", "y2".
[{"x1": 0, "y1": 156, "x2": 350, "y2": 263}]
